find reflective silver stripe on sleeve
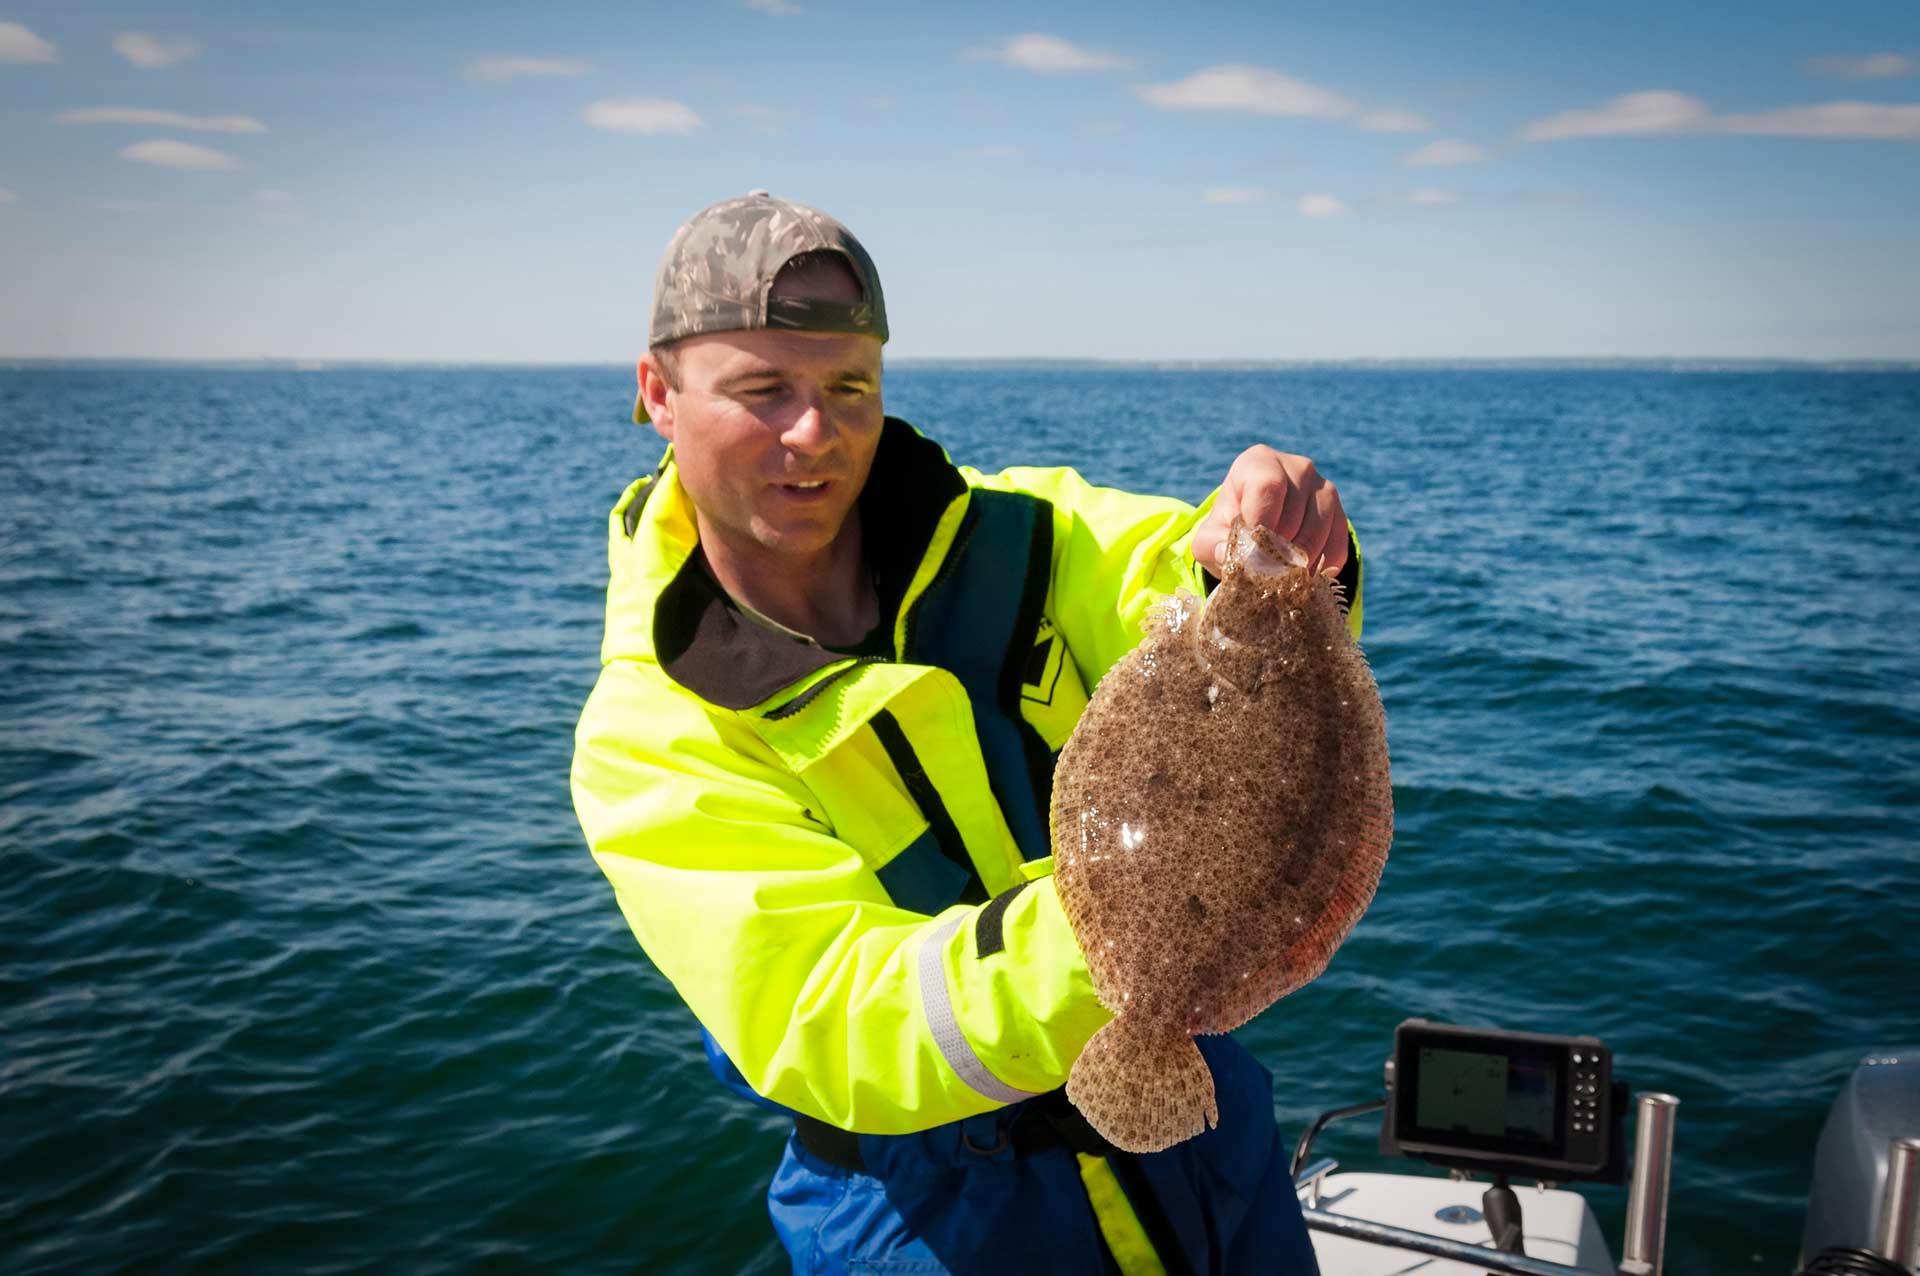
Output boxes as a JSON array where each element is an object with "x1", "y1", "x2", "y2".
[{"x1": 918, "y1": 915, "x2": 1043, "y2": 1106}]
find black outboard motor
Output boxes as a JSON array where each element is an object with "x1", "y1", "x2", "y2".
[{"x1": 1798, "y1": 1047, "x2": 1920, "y2": 1276}]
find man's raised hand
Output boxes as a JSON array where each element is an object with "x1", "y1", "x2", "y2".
[{"x1": 1192, "y1": 445, "x2": 1349, "y2": 580}]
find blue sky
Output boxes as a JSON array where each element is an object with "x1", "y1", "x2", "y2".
[{"x1": 2, "y1": 0, "x2": 1916, "y2": 361}]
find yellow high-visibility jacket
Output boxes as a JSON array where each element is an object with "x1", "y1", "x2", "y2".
[{"x1": 572, "y1": 419, "x2": 1363, "y2": 1135}]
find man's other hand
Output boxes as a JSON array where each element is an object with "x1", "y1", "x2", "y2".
[{"x1": 1192, "y1": 445, "x2": 1349, "y2": 580}]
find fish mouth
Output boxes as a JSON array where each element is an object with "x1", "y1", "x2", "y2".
[{"x1": 1228, "y1": 519, "x2": 1310, "y2": 579}]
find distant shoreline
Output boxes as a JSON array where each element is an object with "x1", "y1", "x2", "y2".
[{"x1": 3, "y1": 356, "x2": 1916, "y2": 374}]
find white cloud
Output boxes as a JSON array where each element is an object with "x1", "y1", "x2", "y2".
[
  {"x1": 1714, "y1": 102, "x2": 1920, "y2": 139},
  {"x1": 114, "y1": 31, "x2": 201, "y2": 69},
  {"x1": 977, "y1": 34, "x2": 1130, "y2": 74},
  {"x1": 1203, "y1": 186, "x2": 1265, "y2": 205},
  {"x1": 1297, "y1": 193, "x2": 1348, "y2": 218},
  {"x1": 1136, "y1": 64, "x2": 1351, "y2": 117},
  {"x1": 255, "y1": 189, "x2": 292, "y2": 202},
  {"x1": 960, "y1": 145, "x2": 1023, "y2": 159},
  {"x1": 119, "y1": 139, "x2": 243, "y2": 170},
  {"x1": 1358, "y1": 108, "x2": 1431, "y2": 133},
  {"x1": 1522, "y1": 89, "x2": 1920, "y2": 141},
  {"x1": 466, "y1": 56, "x2": 589, "y2": 82},
  {"x1": 1807, "y1": 53, "x2": 1914, "y2": 80},
  {"x1": 0, "y1": 187, "x2": 17, "y2": 204},
  {"x1": 0, "y1": 20, "x2": 57, "y2": 63},
  {"x1": 56, "y1": 107, "x2": 266, "y2": 133},
  {"x1": 583, "y1": 98, "x2": 701, "y2": 134},
  {"x1": 1403, "y1": 139, "x2": 1487, "y2": 166},
  {"x1": 744, "y1": 0, "x2": 802, "y2": 13},
  {"x1": 1520, "y1": 90, "x2": 1710, "y2": 140},
  {"x1": 1402, "y1": 187, "x2": 1461, "y2": 206}
]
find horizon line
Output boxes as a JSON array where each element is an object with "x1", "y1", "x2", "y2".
[{"x1": 4, "y1": 355, "x2": 1918, "y2": 373}]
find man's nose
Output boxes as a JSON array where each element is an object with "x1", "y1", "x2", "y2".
[{"x1": 779, "y1": 393, "x2": 835, "y2": 456}]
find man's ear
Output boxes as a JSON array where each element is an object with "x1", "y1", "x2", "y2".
[{"x1": 637, "y1": 356, "x2": 674, "y2": 441}]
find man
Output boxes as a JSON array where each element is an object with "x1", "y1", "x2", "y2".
[{"x1": 572, "y1": 192, "x2": 1362, "y2": 1275}]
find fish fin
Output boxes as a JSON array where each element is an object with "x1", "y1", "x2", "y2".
[
  {"x1": 1067, "y1": 1016, "x2": 1218, "y2": 1154},
  {"x1": 1146, "y1": 587, "x2": 1201, "y2": 641}
]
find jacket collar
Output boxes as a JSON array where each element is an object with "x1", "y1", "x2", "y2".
[{"x1": 605, "y1": 417, "x2": 969, "y2": 711}]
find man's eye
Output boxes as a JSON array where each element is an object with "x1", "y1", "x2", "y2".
[{"x1": 834, "y1": 383, "x2": 871, "y2": 399}]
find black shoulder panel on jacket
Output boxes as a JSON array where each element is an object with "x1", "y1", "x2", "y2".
[
  {"x1": 858, "y1": 419, "x2": 969, "y2": 620},
  {"x1": 654, "y1": 556, "x2": 842, "y2": 711},
  {"x1": 651, "y1": 420, "x2": 968, "y2": 710},
  {"x1": 1334, "y1": 525, "x2": 1360, "y2": 614}
]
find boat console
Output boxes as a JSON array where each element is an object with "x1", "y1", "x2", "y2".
[
  {"x1": 1295, "y1": 1017, "x2": 1666, "y2": 1276},
  {"x1": 1294, "y1": 1021, "x2": 1920, "y2": 1276}
]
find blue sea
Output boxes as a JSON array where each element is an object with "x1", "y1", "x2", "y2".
[{"x1": 3, "y1": 365, "x2": 1916, "y2": 1274}]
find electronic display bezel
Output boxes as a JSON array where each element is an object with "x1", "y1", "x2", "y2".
[{"x1": 1383, "y1": 1019, "x2": 1622, "y2": 1183}]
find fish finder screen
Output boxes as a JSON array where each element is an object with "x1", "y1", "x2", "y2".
[{"x1": 1415, "y1": 1047, "x2": 1556, "y2": 1145}]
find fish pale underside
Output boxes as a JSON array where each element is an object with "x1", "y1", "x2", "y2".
[{"x1": 1051, "y1": 518, "x2": 1392, "y2": 1154}]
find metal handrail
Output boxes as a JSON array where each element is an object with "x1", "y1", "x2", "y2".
[
  {"x1": 1290, "y1": 1096, "x2": 1387, "y2": 1178},
  {"x1": 1876, "y1": 1136, "x2": 1920, "y2": 1269},
  {"x1": 1301, "y1": 1207, "x2": 1603, "y2": 1276},
  {"x1": 1293, "y1": 1156, "x2": 1338, "y2": 1208},
  {"x1": 1619, "y1": 1093, "x2": 1679, "y2": 1276}
]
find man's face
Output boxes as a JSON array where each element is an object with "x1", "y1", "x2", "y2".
[{"x1": 644, "y1": 327, "x2": 885, "y2": 567}]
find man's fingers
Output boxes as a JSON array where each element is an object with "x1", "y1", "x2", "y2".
[
  {"x1": 1237, "y1": 481, "x2": 1296, "y2": 543},
  {"x1": 1316, "y1": 532, "x2": 1349, "y2": 577},
  {"x1": 1194, "y1": 485, "x2": 1241, "y2": 576},
  {"x1": 1313, "y1": 486, "x2": 1349, "y2": 576},
  {"x1": 1296, "y1": 514, "x2": 1333, "y2": 573},
  {"x1": 1277, "y1": 483, "x2": 1308, "y2": 544},
  {"x1": 1211, "y1": 484, "x2": 1240, "y2": 543}
]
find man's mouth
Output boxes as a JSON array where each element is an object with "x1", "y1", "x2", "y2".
[{"x1": 775, "y1": 477, "x2": 836, "y2": 501}]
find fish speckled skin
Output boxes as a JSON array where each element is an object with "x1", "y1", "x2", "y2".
[{"x1": 1052, "y1": 520, "x2": 1392, "y2": 1153}]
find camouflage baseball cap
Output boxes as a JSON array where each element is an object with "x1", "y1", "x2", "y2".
[{"x1": 636, "y1": 190, "x2": 887, "y2": 423}]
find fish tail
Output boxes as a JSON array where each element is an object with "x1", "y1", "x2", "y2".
[{"x1": 1067, "y1": 1016, "x2": 1218, "y2": 1154}]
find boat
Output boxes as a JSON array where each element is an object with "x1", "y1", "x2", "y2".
[{"x1": 1289, "y1": 1019, "x2": 1920, "y2": 1275}]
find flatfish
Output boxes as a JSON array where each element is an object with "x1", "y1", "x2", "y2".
[{"x1": 1051, "y1": 518, "x2": 1392, "y2": 1154}]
